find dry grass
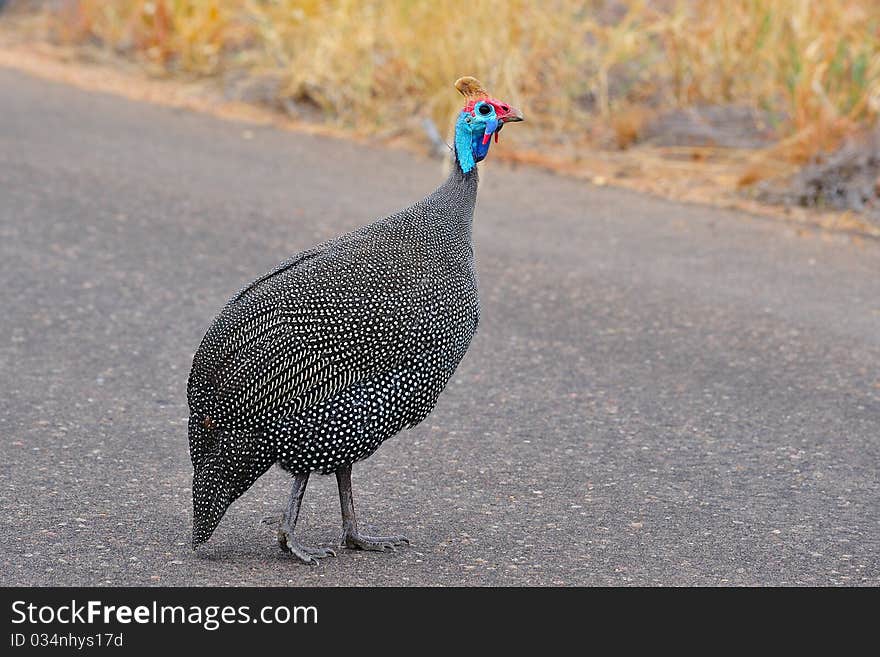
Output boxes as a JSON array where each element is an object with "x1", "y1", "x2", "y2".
[
  {"x1": 47, "y1": 1, "x2": 880, "y2": 145},
  {"x1": 20, "y1": 0, "x2": 880, "y2": 201}
]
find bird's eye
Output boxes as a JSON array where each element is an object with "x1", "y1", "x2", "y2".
[{"x1": 477, "y1": 103, "x2": 492, "y2": 116}]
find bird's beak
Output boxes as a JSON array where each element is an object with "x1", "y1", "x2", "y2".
[{"x1": 499, "y1": 105, "x2": 524, "y2": 123}]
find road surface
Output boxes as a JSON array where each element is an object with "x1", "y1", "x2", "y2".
[{"x1": 1, "y1": 68, "x2": 878, "y2": 585}]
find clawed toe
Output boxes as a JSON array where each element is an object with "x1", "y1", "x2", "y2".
[
  {"x1": 278, "y1": 526, "x2": 337, "y2": 565},
  {"x1": 341, "y1": 533, "x2": 410, "y2": 552},
  {"x1": 308, "y1": 546, "x2": 337, "y2": 558}
]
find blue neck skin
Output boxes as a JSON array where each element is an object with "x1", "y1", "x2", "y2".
[{"x1": 454, "y1": 111, "x2": 499, "y2": 174}]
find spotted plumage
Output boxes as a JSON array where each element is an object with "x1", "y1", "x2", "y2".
[{"x1": 188, "y1": 77, "x2": 523, "y2": 561}]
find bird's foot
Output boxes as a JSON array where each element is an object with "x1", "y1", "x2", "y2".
[
  {"x1": 341, "y1": 531, "x2": 410, "y2": 552},
  {"x1": 278, "y1": 523, "x2": 336, "y2": 565}
]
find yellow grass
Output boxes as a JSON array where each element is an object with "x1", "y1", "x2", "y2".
[{"x1": 46, "y1": 0, "x2": 880, "y2": 168}]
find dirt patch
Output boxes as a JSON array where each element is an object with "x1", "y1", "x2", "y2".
[
  {"x1": 758, "y1": 132, "x2": 880, "y2": 227},
  {"x1": 640, "y1": 105, "x2": 780, "y2": 149}
]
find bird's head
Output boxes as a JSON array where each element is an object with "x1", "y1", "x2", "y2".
[
  {"x1": 453, "y1": 76, "x2": 523, "y2": 174},
  {"x1": 189, "y1": 426, "x2": 266, "y2": 549},
  {"x1": 191, "y1": 454, "x2": 235, "y2": 549}
]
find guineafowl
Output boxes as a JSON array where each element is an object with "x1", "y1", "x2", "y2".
[{"x1": 187, "y1": 76, "x2": 523, "y2": 563}]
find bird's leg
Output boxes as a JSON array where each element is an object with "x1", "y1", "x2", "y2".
[
  {"x1": 336, "y1": 464, "x2": 409, "y2": 551},
  {"x1": 277, "y1": 472, "x2": 336, "y2": 565}
]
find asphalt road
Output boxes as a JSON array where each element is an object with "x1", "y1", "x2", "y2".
[{"x1": 1, "y1": 68, "x2": 878, "y2": 586}]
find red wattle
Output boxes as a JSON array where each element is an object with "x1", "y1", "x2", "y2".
[{"x1": 482, "y1": 133, "x2": 491, "y2": 145}]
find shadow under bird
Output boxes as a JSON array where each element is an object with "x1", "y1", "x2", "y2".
[{"x1": 187, "y1": 76, "x2": 524, "y2": 564}]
